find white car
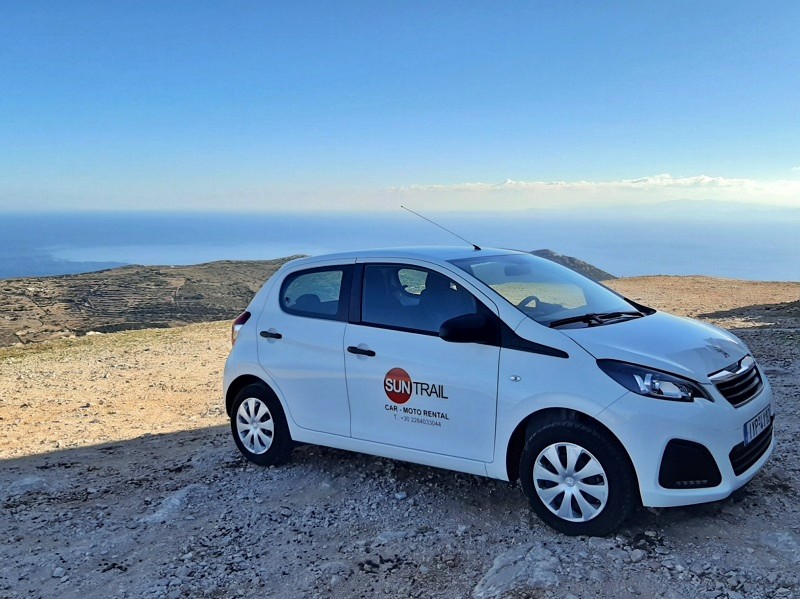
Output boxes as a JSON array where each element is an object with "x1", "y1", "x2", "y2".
[{"x1": 223, "y1": 247, "x2": 774, "y2": 536}]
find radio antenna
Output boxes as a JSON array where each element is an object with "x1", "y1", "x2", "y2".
[{"x1": 400, "y1": 206, "x2": 481, "y2": 251}]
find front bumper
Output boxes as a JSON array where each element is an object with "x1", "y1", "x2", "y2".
[{"x1": 598, "y1": 373, "x2": 774, "y2": 508}]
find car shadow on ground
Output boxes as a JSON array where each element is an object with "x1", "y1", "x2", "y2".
[
  {"x1": 1, "y1": 425, "x2": 231, "y2": 508},
  {"x1": 1, "y1": 422, "x2": 782, "y2": 542}
]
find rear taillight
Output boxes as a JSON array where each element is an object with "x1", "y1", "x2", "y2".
[{"x1": 231, "y1": 311, "x2": 251, "y2": 346}]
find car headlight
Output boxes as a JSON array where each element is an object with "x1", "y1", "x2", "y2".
[{"x1": 597, "y1": 359, "x2": 712, "y2": 402}]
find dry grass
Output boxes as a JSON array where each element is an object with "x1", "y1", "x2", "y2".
[{"x1": 0, "y1": 322, "x2": 230, "y2": 459}]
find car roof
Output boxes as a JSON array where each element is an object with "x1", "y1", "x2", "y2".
[{"x1": 287, "y1": 246, "x2": 524, "y2": 267}]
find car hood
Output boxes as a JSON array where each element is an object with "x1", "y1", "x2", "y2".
[{"x1": 560, "y1": 312, "x2": 748, "y2": 382}]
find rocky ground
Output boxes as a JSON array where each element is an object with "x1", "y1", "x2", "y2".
[{"x1": 0, "y1": 279, "x2": 798, "y2": 599}]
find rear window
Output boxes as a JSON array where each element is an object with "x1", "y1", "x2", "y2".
[{"x1": 280, "y1": 267, "x2": 350, "y2": 321}]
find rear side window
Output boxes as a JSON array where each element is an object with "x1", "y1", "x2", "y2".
[{"x1": 280, "y1": 266, "x2": 351, "y2": 321}]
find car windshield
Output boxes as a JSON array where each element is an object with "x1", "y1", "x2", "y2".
[{"x1": 450, "y1": 253, "x2": 644, "y2": 328}]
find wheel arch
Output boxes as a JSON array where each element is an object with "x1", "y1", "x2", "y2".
[
  {"x1": 505, "y1": 407, "x2": 638, "y2": 492},
  {"x1": 225, "y1": 374, "x2": 275, "y2": 416}
]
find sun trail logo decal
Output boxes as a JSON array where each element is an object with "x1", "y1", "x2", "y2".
[
  {"x1": 384, "y1": 368, "x2": 413, "y2": 404},
  {"x1": 383, "y1": 368, "x2": 448, "y2": 404},
  {"x1": 383, "y1": 368, "x2": 450, "y2": 427}
]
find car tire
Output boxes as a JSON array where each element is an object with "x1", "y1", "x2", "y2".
[
  {"x1": 519, "y1": 419, "x2": 637, "y2": 536},
  {"x1": 230, "y1": 383, "x2": 293, "y2": 466}
]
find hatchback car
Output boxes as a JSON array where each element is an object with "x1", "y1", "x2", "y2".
[{"x1": 223, "y1": 247, "x2": 774, "y2": 536}]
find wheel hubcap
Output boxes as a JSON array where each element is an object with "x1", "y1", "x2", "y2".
[
  {"x1": 236, "y1": 397, "x2": 274, "y2": 455},
  {"x1": 533, "y1": 442, "x2": 609, "y2": 523}
]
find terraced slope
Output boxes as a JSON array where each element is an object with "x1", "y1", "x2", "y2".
[
  {"x1": 0, "y1": 258, "x2": 297, "y2": 346},
  {"x1": 0, "y1": 249, "x2": 612, "y2": 348},
  {"x1": 3, "y1": 251, "x2": 794, "y2": 348}
]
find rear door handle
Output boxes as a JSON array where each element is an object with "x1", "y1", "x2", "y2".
[
  {"x1": 260, "y1": 330, "x2": 283, "y2": 339},
  {"x1": 347, "y1": 346, "x2": 376, "y2": 357}
]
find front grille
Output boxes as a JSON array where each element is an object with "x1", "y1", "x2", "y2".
[
  {"x1": 729, "y1": 419, "x2": 774, "y2": 476},
  {"x1": 711, "y1": 357, "x2": 764, "y2": 408}
]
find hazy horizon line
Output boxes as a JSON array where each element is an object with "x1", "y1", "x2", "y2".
[{"x1": 4, "y1": 197, "x2": 799, "y2": 216}]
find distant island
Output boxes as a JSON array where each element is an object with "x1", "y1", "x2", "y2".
[{"x1": 0, "y1": 250, "x2": 613, "y2": 347}]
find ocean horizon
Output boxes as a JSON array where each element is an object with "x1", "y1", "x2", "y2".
[{"x1": 1, "y1": 208, "x2": 798, "y2": 282}]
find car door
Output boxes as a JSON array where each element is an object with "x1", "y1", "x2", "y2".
[
  {"x1": 257, "y1": 262, "x2": 354, "y2": 437},
  {"x1": 344, "y1": 262, "x2": 500, "y2": 462}
]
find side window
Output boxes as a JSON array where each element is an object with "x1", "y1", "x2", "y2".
[
  {"x1": 362, "y1": 264, "x2": 478, "y2": 334},
  {"x1": 281, "y1": 267, "x2": 349, "y2": 320}
]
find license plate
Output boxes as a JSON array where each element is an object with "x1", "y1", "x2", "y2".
[{"x1": 744, "y1": 406, "x2": 772, "y2": 445}]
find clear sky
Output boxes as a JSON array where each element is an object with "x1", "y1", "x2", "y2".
[{"x1": 1, "y1": 1, "x2": 799, "y2": 212}]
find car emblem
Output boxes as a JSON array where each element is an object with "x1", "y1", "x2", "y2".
[{"x1": 709, "y1": 344, "x2": 730, "y2": 359}]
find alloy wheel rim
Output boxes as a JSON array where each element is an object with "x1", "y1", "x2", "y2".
[
  {"x1": 533, "y1": 442, "x2": 609, "y2": 522},
  {"x1": 236, "y1": 397, "x2": 275, "y2": 455}
]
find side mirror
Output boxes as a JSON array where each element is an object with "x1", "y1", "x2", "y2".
[{"x1": 439, "y1": 313, "x2": 499, "y2": 344}]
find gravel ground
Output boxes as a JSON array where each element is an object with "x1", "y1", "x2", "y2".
[{"x1": 1, "y1": 286, "x2": 799, "y2": 598}]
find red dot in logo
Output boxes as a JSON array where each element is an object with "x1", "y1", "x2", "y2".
[{"x1": 384, "y1": 368, "x2": 412, "y2": 404}]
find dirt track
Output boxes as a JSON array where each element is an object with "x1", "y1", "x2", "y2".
[{"x1": 1, "y1": 277, "x2": 799, "y2": 598}]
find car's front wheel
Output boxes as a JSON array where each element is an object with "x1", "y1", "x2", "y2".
[
  {"x1": 519, "y1": 419, "x2": 637, "y2": 536},
  {"x1": 230, "y1": 384, "x2": 293, "y2": 466}
]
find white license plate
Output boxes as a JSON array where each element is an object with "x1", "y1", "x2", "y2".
[{"x1": 744, "y1": 406, "x2": 772, "y2": 445}]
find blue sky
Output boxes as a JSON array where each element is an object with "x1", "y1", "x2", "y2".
[{"x1": 1, "y1": 1, "x2": 799, "y2": 211}]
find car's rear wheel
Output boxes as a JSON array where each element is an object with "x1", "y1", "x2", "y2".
[
  {"x1": 230, "y1": 384, "x2": 293, "y2": 466},
  {"x1": 519, "y1": 419, "x2": 637, "y2": 536}
]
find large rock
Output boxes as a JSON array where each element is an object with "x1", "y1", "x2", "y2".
[
  {"x1": 473, "y1": 542, "x2": 560, "y2": 598},
  {"x1": 140, "y1": 484, "x2": 208, "y2": 524},
  {"x1": 5, "y1": 475, "x2": 49, "y2": 498},
  {"x1": 761, "y1": 531, "x2": 800, "y2": 563}
]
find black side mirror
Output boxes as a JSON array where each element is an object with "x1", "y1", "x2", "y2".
[{"x1": 439, "y1": 313, "x2": 499, "y2": 344}]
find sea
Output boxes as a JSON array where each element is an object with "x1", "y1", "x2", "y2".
[{"x1": 1, "y1": 207, "x2": 798, "y2": 282}]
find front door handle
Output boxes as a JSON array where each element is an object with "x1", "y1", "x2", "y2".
[
  {"x1": 260, "y1": 330, "x2": 283, "y2": 339},
  {"x1": 347, "y1": 345, "x2": 376, "y2": 357}
]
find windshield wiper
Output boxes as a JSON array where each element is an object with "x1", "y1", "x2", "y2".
[{"x1": 549, "y1": 310, "x2": 643, "y2": 329}]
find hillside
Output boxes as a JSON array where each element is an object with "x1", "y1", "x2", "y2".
[
  {"x1": 530, "y1": 249, "x2": 616, "y2": 281},
  {"x1": 0, "y1": 249, "x2": 615, "y2": 347},
  {"x1": 0, "y1": 257, "x2": 297, "y2": 347},
  {"x1": 2, "y1": 251, "x2": 795, "y2": 348}
]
